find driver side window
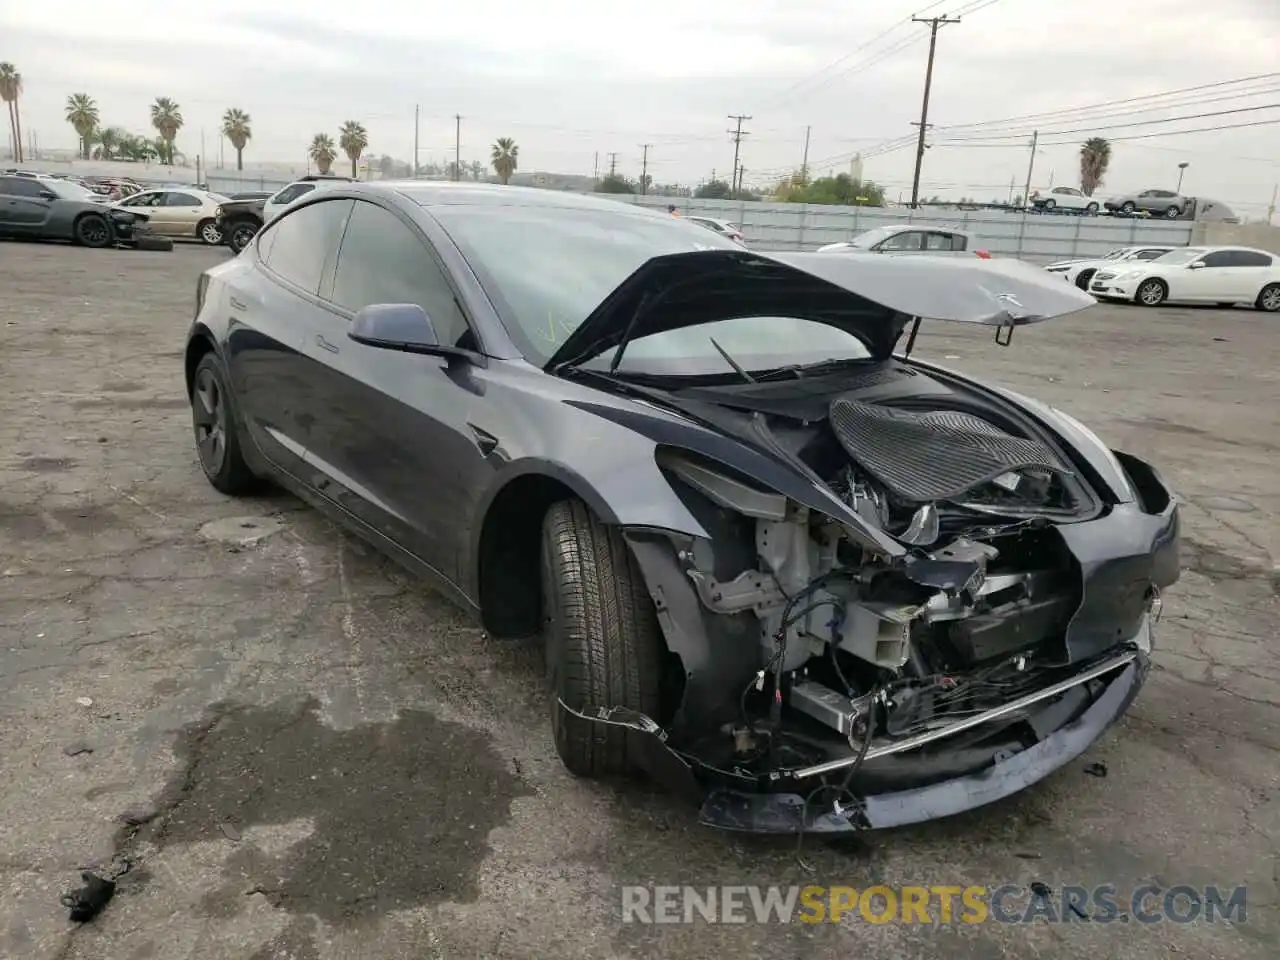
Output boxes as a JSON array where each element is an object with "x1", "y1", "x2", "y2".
[
  {"x1": 879, "y1": 231, "x2": 923, "y2": 252},
  {"x1": 1200, "y1": 251, "x2": 1233, "y2": 268}
]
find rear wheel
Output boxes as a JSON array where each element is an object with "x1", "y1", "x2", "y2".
[
  {"x1": 1165, "y1": 205, "x2": 1181, "y2": 218},
  {"x1": 74, "y1": 214, "x2": 113, "y2": 248},
  {"x1": 1121, "y1": 201, "x2": 1136, "y2": 214},
  {"x1": 1257, "y1": 283, "x2": 1280, "y2": 313},
  {"x1": 1136, "y1": 278, "x2": 1168, "y2": 307},
  {"x1": 191, "y1": 353, "x2": 257, "y2": 495},
  {"x1": 541, "y1": 499, "x2": 663, "y2": 778},
  {"x1": 197, "y1": 218, "x2": 223, "y2": 245}
]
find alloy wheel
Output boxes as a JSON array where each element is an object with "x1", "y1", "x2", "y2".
[
  {"x1": 192, "y1": 368, "x2": 227, "y2": 476},
  {"x1": 201, "y1": 222, "x2": 223, "y2": 244},
  {"x1": 1139, "y1": 281, "x2": 1165, "y2": 306},
  {"x1": 79, "y1": 218, "x2": 110, "y2": 246},
  {"x1": 1260, "y1": 286, "x2": 1280, "y2": 312}
]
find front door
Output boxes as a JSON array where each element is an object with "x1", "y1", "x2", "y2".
[
  {"x1": 295, "y1": 198, "x2": 487, "y2": 583},
  {"x1": 163, "y1": 190, "x2": 205, "y2": 238},
  {"x1": 0, "y1": 176, "x2": 54, "y2": 232}
]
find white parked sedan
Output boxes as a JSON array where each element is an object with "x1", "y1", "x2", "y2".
[
  {"x1": 1044, "y1": 245, "x2": 1177, "y2": 290},
  {"x1": 1089, "y1": 245, "x2": 1280, "y2": 311},
  {"x1": 817, "y1": 224, "x2": 990, "y2": 258},
  {"x1": 1031, "y1": 186, "x2": 1101, "y2": 215}
]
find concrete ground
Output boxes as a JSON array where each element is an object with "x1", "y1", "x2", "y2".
[{"x1": 1, "y1": 241, "x2": 1276, "y2": 960}]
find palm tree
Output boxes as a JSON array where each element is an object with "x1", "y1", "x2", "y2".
[
  {"x1": 1079, "y1": 137, "x2": 1111, "y2": 197},
  {"x1": 65, "y1": 93, "x2": 99, "y2": 159},
  {"x1": 0, "y1": 62, "x2": 23, "y2": 163},
  {"x1": 338, "y1": 121, "x2": 368, "y2": 178},
  {"x1": 150, "y1": 97, "x2": 183, "y2": 164},
  {"x1": 94, "y1": 126, "x2": 126, "y2": 161},
  {"x1": 491, "y1": 137, "x2": 518, "y2": 185},
  {"x1": 309, "y1": 133, "x2": 337, "y2": 175},
  {"x1": 219, "y1": 108, "x2": 252, "y2": 171}
]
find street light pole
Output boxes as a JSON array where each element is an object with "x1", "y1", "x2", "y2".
[{"x1": 1176, "y1": 161, "x2": 1189, "y2": 193}]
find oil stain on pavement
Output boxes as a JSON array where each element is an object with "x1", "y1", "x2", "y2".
[{"x1": 128, "y1": 697, "x2": 532, "y2": 926}]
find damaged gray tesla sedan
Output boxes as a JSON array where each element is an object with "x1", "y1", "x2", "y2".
[{"x1": 185, "y1": 184, "x2": 1180, "y2": 834}]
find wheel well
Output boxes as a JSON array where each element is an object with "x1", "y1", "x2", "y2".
[
  {"x1": 477, "y1": 474, "x2": 579, "y2": 638},
  {"x1": 184, "y1": 332, "x2": 216, "y2": 398}
]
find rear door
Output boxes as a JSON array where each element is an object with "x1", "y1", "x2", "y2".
[
  {"x1": 1218, "y1": 249, "x2": 1274, "y2": 300},
  {"x1": 296, "y1": 197, "x2": 485, "y2": 582},
  {"x1": 0, "y1": 176, "x2": 55, "y2": 232},
  {"x1": 223, "y1": 197, "x2": 354, "y2": 477},
  {"x1": 163, "y1": 190, "x2": 204, "y2": 237}
]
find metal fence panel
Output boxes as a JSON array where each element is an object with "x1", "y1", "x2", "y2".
[{"x1": 201, "y1": 174, "x2": 1195, "y2": 262}]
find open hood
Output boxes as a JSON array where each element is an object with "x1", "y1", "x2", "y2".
[{"x1": 544, "y1": 249, "x2": 1096, "y2": 371}]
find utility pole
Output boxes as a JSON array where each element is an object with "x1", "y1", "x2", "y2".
[
  {"x1": 1268, "y1": 183, "x2": 1277, "y2": 225},
  {"x1": 593, "y1": 151, "x2": 599, "y2": 184},
  {"x1": 639, "y1": 143, "x2": 652, "y2": 194},
  {"x1": 414, "y1": 104, "x2": 420, "y2": 177},
  {"x1": 454, "y1": 114, "x2": 461, "y2": 180},
  {"x1": 607, "y1": 152, "x2": 619, "y2": 177},
  {"x1": 727, "y1": 114, "x2": 750, "y2": 191},
  {"x1": 908, "y1": 14, "x2": 961, "y2": 208},
  {"x1": 801, "y1": 125, "x2": 811, "y2": 182},
  {"x1": 200, "y1": 128, "x2": 206, "y2": 181},
  {"x1": 1022, "y1": 130, "x2": 1039, "y2": 209}
]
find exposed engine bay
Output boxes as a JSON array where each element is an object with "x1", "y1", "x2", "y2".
[{"x1": 651, "y1": 359, "x2": 1145, "y2": 786}]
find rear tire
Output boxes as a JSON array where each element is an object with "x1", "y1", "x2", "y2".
[
  {"x1": 1257, "y1": 283, "x2": 1280, "y2": 313},
  {"x1": 1121, "y1": 201, "x2": 1136, "y2": 214},
  {"x1": 541, "y1": 499, "x2": 664, "y2": 778},
  {"x1": 1165, "y1": 206, "x2": 1181, "y2": 218},
  {"x1": 74, "y1": 214, "x2": 113, "y2": 248},
  {"x1": 197, "y1": 218, "x2": 223, "y2": 245},
  {"x1": 1136, "y1": 278, "x2": 1168, "y2": 307},
  {"x1": 190, "y1": 353, "x2": 258, "y2": 495}
]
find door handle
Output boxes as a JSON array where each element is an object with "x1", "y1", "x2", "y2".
[
  {"x1": 229, "y1": 296, "x2": 248, "y2": 310},
  {"x1": 316, "y1": 334, "x2": 339, "y2": 354}
]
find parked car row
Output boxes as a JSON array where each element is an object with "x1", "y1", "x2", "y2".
[
  {"x1": 1044, "y1": 244, "x2": 1280, "y2": 311},
  {"x1": 1029, "y1": 187, "x2": 1194, "y2": 219}
]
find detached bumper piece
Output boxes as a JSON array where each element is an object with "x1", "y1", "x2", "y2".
[{"x1": 557, "y1": 646, "x2": 1146, "y2": 834}]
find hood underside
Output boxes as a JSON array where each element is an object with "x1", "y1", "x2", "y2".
[{"x1": 545, "y1": 249, "x2": 1097, "y2": 370}]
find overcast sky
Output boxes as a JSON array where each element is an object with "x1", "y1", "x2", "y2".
[{"x1": 3, "y1": 0, "x2": 1278, "y2": 212}]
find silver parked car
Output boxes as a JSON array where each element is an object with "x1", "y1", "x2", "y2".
[
  {"x1": 817, "y1": 224, "x2": 991, "y2": 258},
  {"x1": 1103, "y1": 189, "x2": 1188, "y2": 218}
]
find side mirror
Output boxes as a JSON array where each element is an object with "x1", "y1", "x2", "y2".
[
  {"x1": 39, "y1": 189, "x2": 58, "y2": 200},
  {"x1": 349, "y1": 303, "x2": 445, "y2": 355},
  {"x1": 1188, "y1": 261, "x2": 1205, "y2": 269}
]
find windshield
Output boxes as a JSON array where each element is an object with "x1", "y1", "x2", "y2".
[
  {"x1": 1101, "y1": 248, "x2": 1128, "y2": 260},
  {"x1": 45, "y1": 179, "x2": 98, "y2": 200},
  {"x1": 847, "y1": 226, "x2": 900, "y2": 249},
  {"x1": 1152, "y1": 248, "x2": 1204, "y2": 265},
  {"x1": 433, "y1": 205, "x2": 873, "y2": 375}
]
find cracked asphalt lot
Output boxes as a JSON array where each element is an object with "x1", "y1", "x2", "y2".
[{"x1": 1, "y1": 242, "x2": 1277, "y2": 959}]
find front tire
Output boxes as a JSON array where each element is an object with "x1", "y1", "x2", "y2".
[
  {"x1": 541, "y1": 499, "x2": 663, "y2": 778},
  {"x1": 74, "y1": 214, "x2": 113, "y2": 248},
  {"x1": 191, "y1": 353, "x2": 257, "y2": 495},
  {"x1": 1085, "y1": 202, "x2": 1099, "y2": 215},
  {"x1": 198, "y1": 218, "x2": 223, "y2": 245},
  {"x1": 1165, "y1": 206, "x2": 1182, "y2": 218},
  {"x1": 227, "y1": 221, "x2": 258, "y2": 254},
  {"x1": 1257, "y1": 283, "x2": 1280, "y2": 313},
  {"x1": 1043, "y1": 199, "x2": 1056, "y2": 211},
  {"x1": 1075, "y1": 269, "x2": 1096, "y2": 291},
  {"x1": 1136, "y1": 278, "x2": 1168, "y2": 307},
  {"x1": 1121, "y1": 201, "x2": 1136, "y2": 214}
]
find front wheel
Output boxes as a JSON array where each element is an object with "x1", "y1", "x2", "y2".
[
  {"x1": 1165, "y1": 206, "x2": 1181, "y2": 218},
  {"x1": 1121, "y1": 201, "x2": 1136, "y2": 214},
  {"x1": 1257, "y1": 283, "x2": 1280, "y2": 313},
  {"x1": 541, "y1": 499, "x2": 664, "y2": 778},
  {"x1": 1075, "y1": 269, "x2": 1096, "y2": 291},
  {"x1": 227, "y1": 221, "x2": 258, "y2": 254},
  {"x1": 191, "y1": 352, "x2": 258, "y2": 495},
  {"x1": 74, "y1": 214, "x2": 113, "y2": 248},
  {"x1": 1136, "y1": 278, "x2": 1168, "y2": 307},
  {"x1": 1085, "y1": 202, "x2": 1099, "y2": 215},
  {"x1": 1043, "y1": 199, "x2": 1056, "y2": 211},
  {"x1": 197, "y1": 219, "x2": 223, "y2": 245}
]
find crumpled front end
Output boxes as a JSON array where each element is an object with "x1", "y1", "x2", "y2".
[{"x1": 558, "y1": 381, "x2": 1178, "y2": 832}]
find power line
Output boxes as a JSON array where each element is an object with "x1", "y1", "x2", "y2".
[
  {"x1": 933, "y1": 117, "x2": 1280, "y2": 149},
  {"x1": 940, "y1": 102, "x2": 1280, "y2": 142},
  {"x1": 727, "y1": 114, "x2": 751, "y2": 191},
  {"x1": 934, "y1": 72, "x2": 1280, "y2": 133},
  {"x1": 909, "y1": 13, "x2": 961, "y2": 208}
]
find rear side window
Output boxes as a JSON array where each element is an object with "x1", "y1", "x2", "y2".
[
  {"x1": 258, "y1": 198, "x2": 354, "y2": 295},
  {"x1": 329, "y1": 200, "x2": 471, "y2": 348},
  {"x1": 1229, "y1": 250, "x2": 1273, "y2": 267},
  {"x1": 0, "y1": 176, "x2": 43, "y2": 197},
  {"x1": 165, "y1": 192, "x2": 200, "y2": 206}
]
